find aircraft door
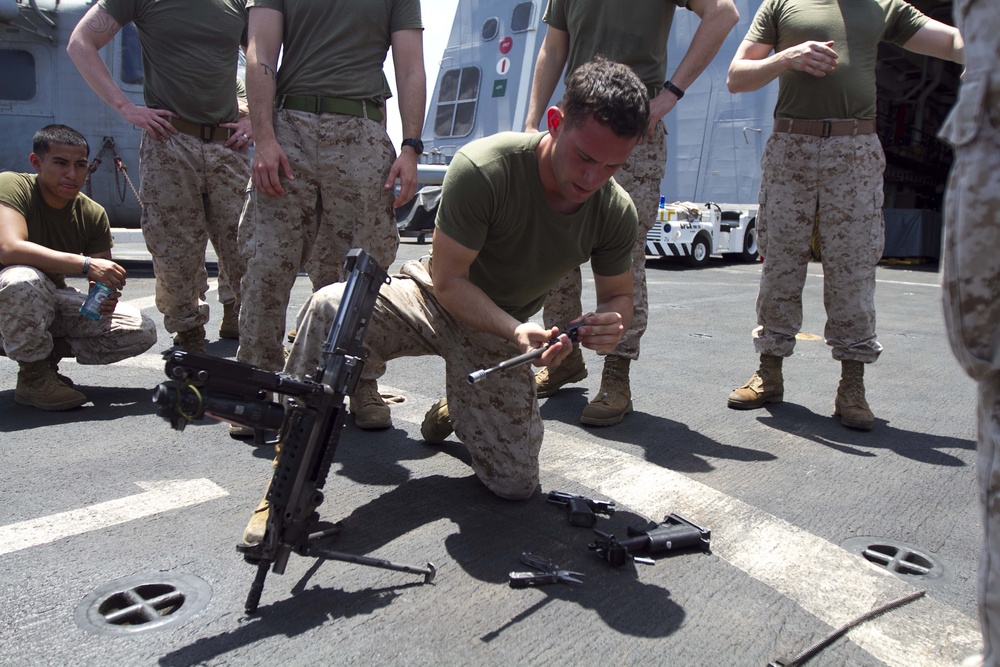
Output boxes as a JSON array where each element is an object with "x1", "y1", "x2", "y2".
[{"x1": 0, "y1": 41, "x2": 54, "y2": 170}]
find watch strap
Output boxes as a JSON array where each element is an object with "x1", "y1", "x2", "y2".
[
  {"x1": 663, "y1": 80, "x2": 685, "y2": 100},
  {"x1": 401, "y1": 137, "x2": 424, "y2": 154}
]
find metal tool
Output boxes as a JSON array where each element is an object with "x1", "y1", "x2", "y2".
[
  {"x1": 468, "y1": 324, "x2": 581, "y2": 384},
  {"x1": 508, "y1": 552, "x2": 585, "y2": 588}
]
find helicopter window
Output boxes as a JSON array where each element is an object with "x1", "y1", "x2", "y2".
[
  {"x1": 0, "y1": 50, "x2": 36, "y2": 101},
  {"x1": 481, "y1": 17, "x2": 499, "y2": 42},
  {"x1": 434, "y1": 67, "x2": 480, "y2": 138},
  {"x1": 511, "y1": 2, "x2": 534, "y2": 32},
  {"x1": 120, "y1": 24, "x2": 143, "y2": 85}
]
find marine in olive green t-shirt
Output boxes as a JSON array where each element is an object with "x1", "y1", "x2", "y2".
[
  {"x1": 0, "y1": 172, "x2": 112, "y2": 289},
  {"x1": 98, "y1": 0, "x2": 247, "y2": 125},
  {"x1": 544, "y1": 0, "x2": 688, "y2": 94},
  {"x1": 745, "y1": 0, "x2": 928, "y2": 120},
  {"x1": 435, "y1": 132, "x2": 637, "y2": 322},
  {"x1": 245, "y1": 0, "x2": 422, "y2": 104}
]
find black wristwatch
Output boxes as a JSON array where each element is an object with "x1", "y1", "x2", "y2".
[
  {"x1": 401, "y1": 137, "x2": 424, "y2": 155},
  {"x1": 663, "y1": 80, "x2": 685, "y2": 100}
]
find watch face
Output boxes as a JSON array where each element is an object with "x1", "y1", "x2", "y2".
[{"x1": 403, "y1": 138, "x2": 424, "y2": 154}]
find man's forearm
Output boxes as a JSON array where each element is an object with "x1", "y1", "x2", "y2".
[
  {"x1": 392, "y1": 30, "x2": 426, "y2": 140},
  {"x1": 727, "y1": 52, "x2": 786, "y2": 93},
  {"x1": 524, "y1": 30, "x2": 568, "y2": 130},
  {"x1": 396, "y1": 67, "x2": 426, "y2": 140},
  {"x1": 246, "y1": 60, "x2": 277, "y2": 143},
  {"x1": 1, "y1": 241, "x2": 90, "y2": 276},
  {"x1": 246, "y1": 11, "x2": 282, "y2": 144},
  {"x1": 435, "y1": 278, "x2": 522, "y2": 344},
  {"x1": 668, "y1": 0, "x2": 740, "y2": 91},
  {"x1": 597, "y1": 295, "x2": 633, "y2": 334}
]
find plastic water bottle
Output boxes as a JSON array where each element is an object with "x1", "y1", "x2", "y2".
[{"x1": 79, "y1": 282, "x2": 113, "y2": 321}]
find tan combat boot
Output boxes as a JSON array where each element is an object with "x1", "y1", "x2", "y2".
[
  {"x1": 535, "y1": 345, "x2": 588, "y2": 398},
  {"x1": 350, "y1": 378, "x2": 392, "y2": 429},
  {"x1": 15, "y1": 359, "x2": 88, "y2": 411},
  {"x1": 219, "y1": 302, "x2": 239, "y2": 340},
  {"x1": 728, "y1": 354, "x2": 784, "y2": 409},
  {"x1": 173, "y1": 325, "x2": 206, "y2": 353},
  {"x1": 421, "y1": 397, "x2": 454, "y2": 443},
  {"x1": 835, "y1": 360, "x2": 874, "y2": 431},
  {"x1": 49, "y1": 337, "x2": 75, "y2": 387},
  {"x1": 581, "y1": 356, "x2": 632, "y2": 426}
]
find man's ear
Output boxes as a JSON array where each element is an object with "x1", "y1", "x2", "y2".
[
  {"x1": 546, "y1": 107, "x2": 563, "y2": 136},
  {"x1": 28, "y1": 153, "x2": 42, "y2": 172}
]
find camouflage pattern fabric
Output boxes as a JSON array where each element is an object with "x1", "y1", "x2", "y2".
[
  {"x1": 0, "y1": 266, "x2": 157, "y2": 364},
  {"x1": 753, "y1": 130, "x2": 885, "y2": 363},
  {"x1": 286, "y1": 260, "x2": 542, "y2": 500},
  {"x1": 139, "y1": 131, "x2": 248, "y2": 334},
  {"x1": 940, "y1": 0, "x2": 1000, "y2": 660},
  {"x1": 542, "y1": 121, "x2": 666, "y2": 360},
  {"x1": 238, "y1": 109, "x2": 399, "y2": 371}
]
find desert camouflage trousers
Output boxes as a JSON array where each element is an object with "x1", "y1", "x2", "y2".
[
  {"x1": 238, "y1": 109, "x2": 399, "y2": 371},
  {"x1": 140, "y1": 132, "x2": 249, "y2": 334},
  {"x1": 286, "y1": 259, "x2": 542, "y2": 500},
  {"x1": 753, "y1": 131, "x2": 885, "y2": 363},
  {"x1": 940, "y1": 1, "x2": 1000, "y2": 658},
  {"x1": 542, "y1": 121, "x2": 666, "y2": 361},
  {"x1": 0, "y1": 266, "x2": 157, "y2": 364}
]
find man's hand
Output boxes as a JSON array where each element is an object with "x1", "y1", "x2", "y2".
[
  {"x1": 97, "y1": 287, "x2": 121, "y2": 317},
  {"x1": 515, "y1": 322, "x2": 573, "y2": 368},
  {"x1": 385, "y1": 151, "x2": 418, "y2": 208},
  {"x1": 86, "y1": 257, "x2": 127, "y2": 291},
  {"x1": 252, "y1": 137, "x2": 295, "y2": 196},
  {"x1": 222, "y1": 117, "x2": 254, "y2": 152},
  {"x1": 647, "y1": 93, "x2": 678, "y2": 138},
  {"x1": 783, "y1": 40, "x2": 838, "y2": 77},
  {"x1": 570, "y1": 310, "x2": 625, "y2": 353},
  {"x1": 120, "y1": 103, "x2": 178, "y2": 141}
]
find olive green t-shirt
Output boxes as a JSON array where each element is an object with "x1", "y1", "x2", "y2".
[
  {"x1": 544, "y1": 0, "x2": 688, "y2": 92},
  {"x1": 99, "y1": 0, "x2": 247, "y2": 125},
  {"x1": 0, "y1": 173, "x2": 112, "y2": 289},
  {"x1": 246, "y1": 0, "x2": 422, "y2": 104},
  {"x1": 746, "y1": 0, "x2": 928, "y2": 120},
  {"x1": 435, "y1": 132, "x2": 636, "y2": 322}
]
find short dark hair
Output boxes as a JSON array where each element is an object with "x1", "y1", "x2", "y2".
[
  {"x1": 32, "y1": 124, "x2": 90, "y2": 157},
  {"x1": 559, "y1": 56, "x2": 649, "y2": 139}
]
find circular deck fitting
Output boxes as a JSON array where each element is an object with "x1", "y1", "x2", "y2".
[
  {"x1": 75, "y1": 572, "x2": 212, "y2": 635},
  {"x1": 843, "y1": 537, "x2": 946, "y2": 581}
]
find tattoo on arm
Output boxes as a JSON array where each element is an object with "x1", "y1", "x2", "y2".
[
  {"x1": 85, "y1": 10, "x2": 121, "y2": 37},
  {"x1": 258, "y1": 62, "x2": 277, "y2": 80}
]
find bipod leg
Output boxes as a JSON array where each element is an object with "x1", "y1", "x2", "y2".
[
  {"x1": 302, "y1": 544, "x2": 436, "y2": 584},
  {"x1": 245, "y1": 560, "x2": 270, "y2": 614}
]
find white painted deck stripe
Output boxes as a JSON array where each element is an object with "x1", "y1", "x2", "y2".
[
  {"x1": 388, "y1": 391, "x2": 979, "y2": 667},
  {"x1": 0, "y1": 479, "x2": 229, "y2": 556}
]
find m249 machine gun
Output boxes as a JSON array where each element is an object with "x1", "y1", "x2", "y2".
[{"x1": 151, "y1": 249, "x2": 436, "y2": 613}]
